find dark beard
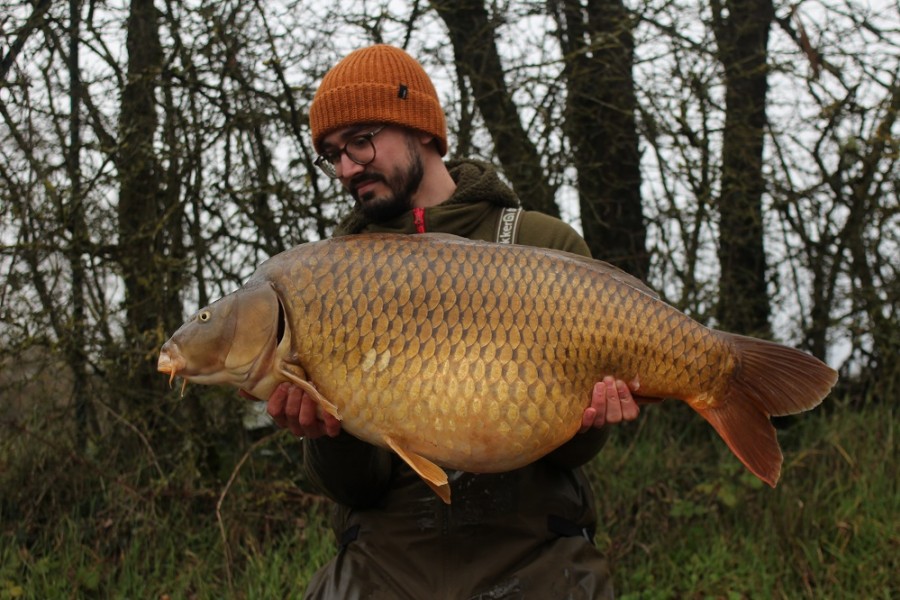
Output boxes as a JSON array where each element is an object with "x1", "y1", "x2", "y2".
[{"x1": 350, "y1": 140, "x2": 425, "y2": 223}]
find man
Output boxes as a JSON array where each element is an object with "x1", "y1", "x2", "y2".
[{"x1": 269, "y1": 44, "x2": 642, "y2": 599}]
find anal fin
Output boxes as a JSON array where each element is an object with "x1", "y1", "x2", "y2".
[{"x1": 385, "y1": 435, "x2": 451, "y2": 504}]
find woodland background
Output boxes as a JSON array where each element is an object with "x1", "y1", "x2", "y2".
[{"x1": 1, "y1": 0, "x2": 897, "y2": 597}]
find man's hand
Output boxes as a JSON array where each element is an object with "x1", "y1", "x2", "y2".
[
  {"x1": 265, "y1": 382, "x2": 341, "y2": 439},
  {"x1": 579, "y1": 376, "x2": 645, "y2": 433}
]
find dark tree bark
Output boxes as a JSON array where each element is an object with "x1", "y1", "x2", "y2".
[
  {"x1": 116, "y1": 0, "x2": 168, "y2": 398},
  {"x1": 431, "y1": 0, "x2": 561, "y2": 217},
  {"x1": 711, "y1": 0, "x2": 773, "y2": 337},
  {"x1": 551, "y1": 0, "x2": 648, "y2": 278},
  {"x1": 66, "y1": 0, "x2": 92, "y2": 447}
]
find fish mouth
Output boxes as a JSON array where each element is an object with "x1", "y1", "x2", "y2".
[{"x1": 157, "y1": 348, "x2": 187, "y2": 388}]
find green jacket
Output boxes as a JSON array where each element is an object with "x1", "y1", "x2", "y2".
[{"x1": 303, "y1": 159, "x2": 614, "y2": 600}]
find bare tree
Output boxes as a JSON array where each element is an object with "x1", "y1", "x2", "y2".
[
  {"x1": 765, "y1": 4, "x2": 899, "y2": 398},
  {"x1": 65, "y1": 0, "x2": 91, "y2": 446},
  {"x1": 550, "y1": 0, "x2": 648, "y2": 278},
  {"x1": 710, "y1": 0, "x2": 774, "y2": 337},
  {"x1": 432, "y1": 0, "x2": 561, "y2": 217},
  {"x1": 116, "y1": 0, "x2": 172, "y2": 403}
]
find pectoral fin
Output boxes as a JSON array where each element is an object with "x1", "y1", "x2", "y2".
[
  {"x1": 384, "y1": 435, "x2": 451, "y2": 504},
  {"x1": 279, "y1": 367, "x2": 342, "y2": 421}
]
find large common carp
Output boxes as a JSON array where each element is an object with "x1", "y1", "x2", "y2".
[{"x1": 158, "y1": 233, "x2": 837, "y2": 503}]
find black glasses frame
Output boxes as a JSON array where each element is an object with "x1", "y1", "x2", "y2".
[{"x1": 314, "y1": 125, "x2": 387, "y2": 179}]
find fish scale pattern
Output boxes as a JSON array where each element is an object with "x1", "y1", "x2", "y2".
[{"x1": 273, "y1": 234, "x2": 732, "y2": 472}]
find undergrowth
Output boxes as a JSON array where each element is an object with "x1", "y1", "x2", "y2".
[
  {"x1": 1, "y1": 395, "x2": 896, "y2": 599},
  {"x1": 591, "y1": 399, "x2": 898, "y2": 599}
]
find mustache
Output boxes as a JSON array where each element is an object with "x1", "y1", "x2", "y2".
[{"x1": 349, "y1": 172, "x2": 385, "y2": 194}]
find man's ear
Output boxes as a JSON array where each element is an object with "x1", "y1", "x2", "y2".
[
  {"x1": 417, "y1": 132, "x2": 444, "y2": 156},
  {"x1": 417, "y1": 132, "x2": 435, "y2": 147}
]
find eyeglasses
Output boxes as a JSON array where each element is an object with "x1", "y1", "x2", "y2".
[{"x1": 314, "y1": 126, "x2": 386, "y2": 179}]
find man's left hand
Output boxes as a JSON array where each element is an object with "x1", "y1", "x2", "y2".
[{"x1": 579, "y1": 376, "x2": 645, "y2": 433}]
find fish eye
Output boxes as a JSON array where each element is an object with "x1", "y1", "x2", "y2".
[{"x1": 198, "y1": 311, "x2": 211, "y2": 322}]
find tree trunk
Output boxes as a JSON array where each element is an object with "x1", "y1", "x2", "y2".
[
  {"x1": 552, "y1": 0, "x2": 648, "y2": 277},
  {"x1": 712, "y1": 0, "x2": 773, "y2": 337},
  {"x1": 116, "y1": 0, "x2": 168, "y2": 404},
  {"x1": 66, "y1": 0, "x2": 92, "y2": 447},
  {"x1": 431, "y1": 0, "x2": 560, "y2": 217}
]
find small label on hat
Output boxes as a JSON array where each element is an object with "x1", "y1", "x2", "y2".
[{"x1": 398, "y1": 84, "x2": 408, "y2": 99}]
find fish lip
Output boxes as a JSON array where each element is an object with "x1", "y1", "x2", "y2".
[
  {"x1": 157, "y1": 349, "x2": 184, "y2": 373},
  {"x1": 157, "y1": 348, "x2": 186, "y2": 386}
]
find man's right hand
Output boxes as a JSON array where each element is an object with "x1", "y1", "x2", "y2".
[{"x1": 266, "y1": 382, "x2": 342, "y2": 439}]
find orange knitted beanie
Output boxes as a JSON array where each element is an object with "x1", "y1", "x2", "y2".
[{"x1": 309, "y1": 45, "x2": 448, "y2": 156}]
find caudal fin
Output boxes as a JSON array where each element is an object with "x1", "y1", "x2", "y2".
[{"x1": 697, "y1": 333, "x2": 838, "y2": 487}]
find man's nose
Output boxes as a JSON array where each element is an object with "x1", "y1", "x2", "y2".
[{"x1": 337, "y1": 153, "x2": 365, "y2": 181}]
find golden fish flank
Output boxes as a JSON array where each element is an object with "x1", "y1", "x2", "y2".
[{"x1": 158, "y1": 233, "x2": 838, "y2": 504}]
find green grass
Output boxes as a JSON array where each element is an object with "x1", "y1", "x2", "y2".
[
  {"x1": 0, "y1": 483, "x2": 334, "y2": 599},
  {"x1": 591, "y1": 401, "x2": 898, "y2": 599},
  {"x1": 1, "y1": 400, "x2": 896, "y2": 599}
]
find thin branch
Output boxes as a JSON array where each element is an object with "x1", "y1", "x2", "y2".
[{"x1": 0, "y1": 0, "x2": 53, "y2": 82}]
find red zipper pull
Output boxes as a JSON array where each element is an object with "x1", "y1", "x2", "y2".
[{"x1": 413, "y1": 207, "x2": 426, "y2": 233}]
